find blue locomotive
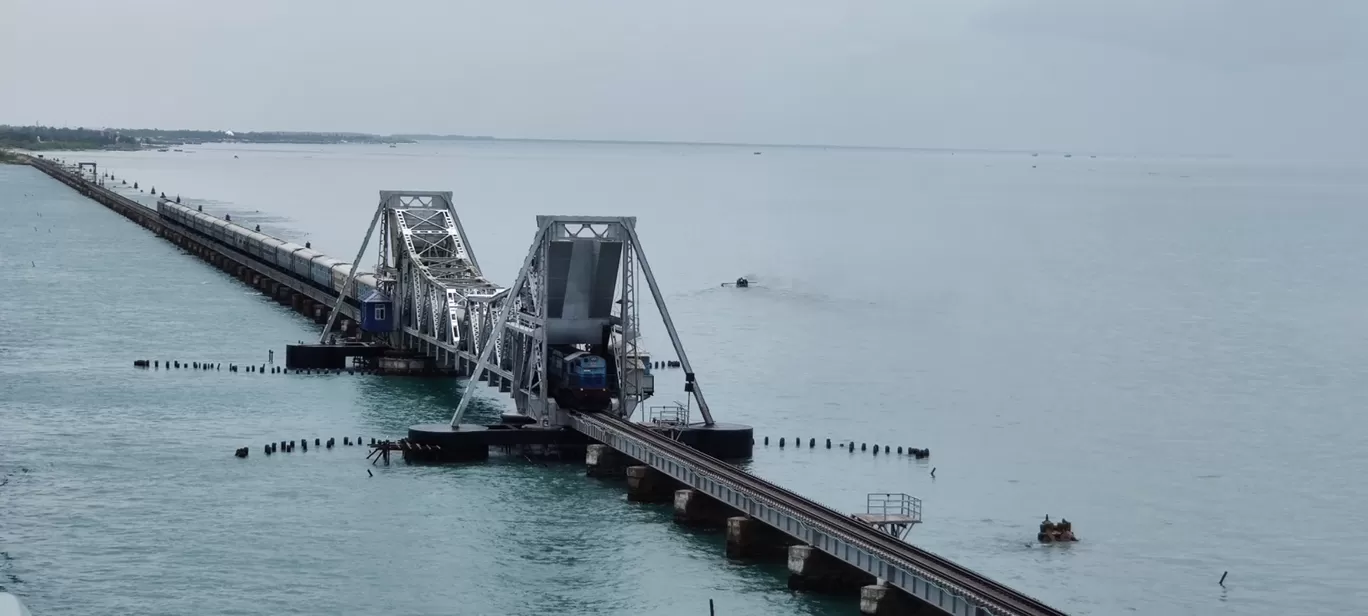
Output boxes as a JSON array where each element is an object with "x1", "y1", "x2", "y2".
[{"x1": 548, "y1": 346, "x2": 613, "y2": 412}]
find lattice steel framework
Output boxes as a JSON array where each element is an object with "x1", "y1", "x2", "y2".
[
  {"x1": 386, "y1": 192, "x2": 497, "y2": 352},
  {"x1": 321, "y1": 202, "x2": 714, "y2": 430},
  {"x1": 321, "y1": 191, "x2": 504, "y2": 369},
  {"x1": 450, "y1": 216, "x2": 714, "y2": 429}
]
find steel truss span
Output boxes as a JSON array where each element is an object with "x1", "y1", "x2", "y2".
[
  {"x1": 318, "y1": 197, "x2": 700, "y2": 430},
  {"x1": 451, "y1": 216, "x2": 710, "y2": 429}
]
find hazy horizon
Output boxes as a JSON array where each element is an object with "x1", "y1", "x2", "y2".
[{"x1": 3, "y1": 0, "x2": 1365, "y2": 160}]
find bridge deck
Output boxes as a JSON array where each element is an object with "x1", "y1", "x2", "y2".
[{"x1": 570, "y1": 413, "x2": 1068, "y2": 616}]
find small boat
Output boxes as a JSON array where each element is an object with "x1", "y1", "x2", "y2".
[
  {"x1": 1038, "y1": 516, "x2": 1079, "y2": 543},
  {"x1": 721, "y1": 277, "x2": 750, "y2": 288}
]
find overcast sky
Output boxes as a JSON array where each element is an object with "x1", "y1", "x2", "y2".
[{"x1": 2, "y1": 0, "x2": 1365, "y2": 157}]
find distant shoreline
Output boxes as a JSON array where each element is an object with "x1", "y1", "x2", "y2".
[
  {"x1": 4, "y1": 124, "x2": 1260, "y2": 160},
  {"x1": 0, "y1": 124, "x2": 1083, "y2": 156},
  {"x1": 0, "y1": 125, "x2": 418, "y2": 152}
]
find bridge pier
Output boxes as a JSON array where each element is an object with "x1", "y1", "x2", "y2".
[
  {"x1": 787, "y1": 545, "x2": 875, "y2": 594},
  {"x1": 673, "y1": 489, "x2": 736, "y2": 528},
  {"x1": 860, "y1": 583, "x2": 937, "y2": 616},
  {"x1": 407, "y1": 424, "x2": 492, "y2": 461},
  {"x1": 725, "y1": 516, "x2": 794, "y2": 559},
  {"x1": 625, "y1": 465, "x2": 677, "y2": 503},
  {"x1": 585, "y1": 444, "x2": 630, "y2": 477}
]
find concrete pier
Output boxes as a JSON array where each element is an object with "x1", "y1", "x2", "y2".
[
  {"x1": 625, "y1": 465, "x2": 676, "y2": 503},
  {"x1": 860, "y1": 583, "x2": 932, "y2": 616},
  {"x1": 585, "y1": 444, "x2": 629, "y2": 478},
  {"x1": 787, "y1": 545, "x2": 875, "y2": 593},
  {"x1": 725, "y1": 516, "x2": 793, "y2": 559},
  {"x1": 673, "y1": 489, "x2": 736, "y2": 528}
]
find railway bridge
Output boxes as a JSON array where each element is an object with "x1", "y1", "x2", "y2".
[{"x1": 25, "y1": 155, "x2": 1070, "y2": 616}]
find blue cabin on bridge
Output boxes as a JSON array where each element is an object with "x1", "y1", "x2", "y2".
[{"x1": 360, "y1": 290, "x2": 395, "y2": 333}]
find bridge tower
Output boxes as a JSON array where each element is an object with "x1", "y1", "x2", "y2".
[
  {"x1": 327, "y1": 201, "x2": 751, "y2": 458},
  {"x1": 321, "y1": 191, "x2": 500, "y2": 356},
  {"x1": 450, "y1": 216, "x2": 709, "y2": 430}
]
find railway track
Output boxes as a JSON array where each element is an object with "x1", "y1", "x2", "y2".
[{"x1": 586, "y1": 415, "x2": 1068, "y2": 616}]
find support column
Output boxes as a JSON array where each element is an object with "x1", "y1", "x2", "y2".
[
  {"x1": 788, "y1": 545, "x2": 875, "y2": 593},
  {"x1": 625, "y1": 465, "x2": 676, "y2": 503},
  {"x1": 673, "y1": 489, "x2": 736, "y2": 528},
  {"x1": 585, "y1": 444, "x2": 626, "y2": 477},
  {"x1": 725, "y1": 516, "x2": 793, "y2": 559},
  {"x1": 860, "y1": 584, "x2": 935, "y2": 616}
]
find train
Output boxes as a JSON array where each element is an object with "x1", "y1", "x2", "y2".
[
  {"x1": 155, "y1": 199, "x2": 379, "y2": 300},
  {"x1": 159, "y1": 199, "x2": 621, "y2": 413},
  {"x1": 547, "y1": 346, "x2": 613, "y2": 412}
]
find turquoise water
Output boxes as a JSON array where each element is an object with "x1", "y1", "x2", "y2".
[{"x1": 4, "y1": 144, "x2": 1368, "y2": 615}]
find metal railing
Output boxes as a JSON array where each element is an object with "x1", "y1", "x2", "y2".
[
  {"x1": 574, "y1": 413, "x2": 1068, "y2": 616},
  {"x1": 867, "y1": 492, "x2": 923, "y2": 525},
  {"x1": 645, "y1": 402, "x2": 690, "y2": 426}
]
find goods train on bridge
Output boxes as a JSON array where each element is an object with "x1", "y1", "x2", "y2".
[
  {"x1": 157, "y1": 197, "x2": 629, "y2": 415},
  {"x1": 157, "y1": 199, "x2": 380, "y2": 302}
]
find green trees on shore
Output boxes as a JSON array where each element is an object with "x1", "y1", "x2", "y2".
[
  {"x1": 0, "y1": 126, "x2": 136, "y2": 151},
  {"x1": 0, "y1": 125, "x2": 412, "y2": 151}
]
